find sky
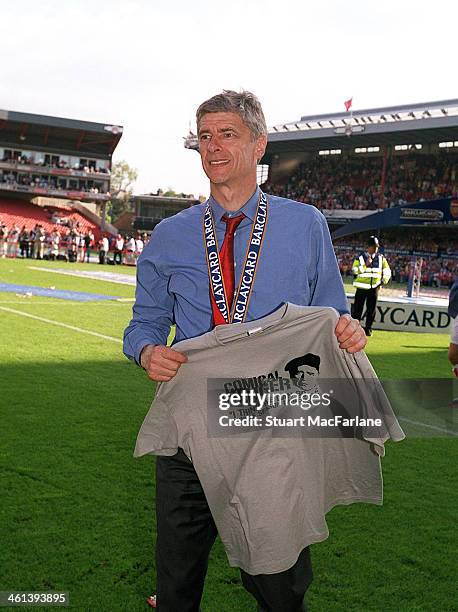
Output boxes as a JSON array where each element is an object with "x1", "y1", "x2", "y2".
[{"x1": 1, "y1": 0, "x2": 457, "y2": 198}]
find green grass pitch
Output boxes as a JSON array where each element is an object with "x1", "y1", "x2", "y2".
[{"x1": 0, "y1": 258, "x2": 456, "y2": 611}]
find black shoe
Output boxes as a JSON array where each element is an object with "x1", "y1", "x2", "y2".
[{"x1": 365, "y1": 328, "x2": 372, "y2": 336}]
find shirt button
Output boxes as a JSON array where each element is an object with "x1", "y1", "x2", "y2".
[
  {"x1": 234, "y1": 232, "x2": 237, "y2": 237},
  {"x1": 234, "y1": 262, "x2": 237, "y2": 267}
]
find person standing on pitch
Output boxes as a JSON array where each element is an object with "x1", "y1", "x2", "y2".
[
  {"x1": 351, "y1": 235, "x2": 391, "y2": 336},
  {"x1": 124, "y1": 90, "x2": 367, "y2": 612},
  {"x1": 448, "y1": 277, "x2": 458, "y2": 376}
]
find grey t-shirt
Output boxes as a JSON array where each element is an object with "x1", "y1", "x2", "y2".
[{"x1": 134, "y1": 304, "x2": 404, "y2": 574}]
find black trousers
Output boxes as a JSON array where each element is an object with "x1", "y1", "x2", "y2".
[
  {"x1": 352, "y1": 286, "x2": 379, "y2": 331},
  {"x1": 155, "y1": 449, "x2": 313, "y2": 612}
]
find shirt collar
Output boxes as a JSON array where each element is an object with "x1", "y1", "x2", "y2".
[{"x1": 208, "y1": 186, "x2": 260, "y2": 222}]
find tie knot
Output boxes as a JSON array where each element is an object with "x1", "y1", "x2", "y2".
[{"x1": 222, "y1": 213, "x2": 244, "y2": 234}]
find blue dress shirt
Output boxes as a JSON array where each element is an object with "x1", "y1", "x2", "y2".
[{"x1": 123, "y1": 187, "x2": 349, "y2": 364}]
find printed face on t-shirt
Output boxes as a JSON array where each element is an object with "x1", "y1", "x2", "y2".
[{"x1": 295, "y1": 366, "x2": 319, "y2": 393}]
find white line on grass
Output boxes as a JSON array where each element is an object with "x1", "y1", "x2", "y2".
[
  {"x1": 398, "y1": 416, "x2": 458, "y2": 436},
  {"x1": 28, "y1": 266, "x2": 136, "y2": 285},
  {"x1": 0, "y1": 305, "x2": 123, "y2": 344}
]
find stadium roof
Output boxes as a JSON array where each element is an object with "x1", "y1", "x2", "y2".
[
  {"x1": 0, "y1": 109, "x2": 123, "y2": 158},
  {"x1": 265, "y1": 99, "x2": 458, "y2": 154},
  {"x1": 183, "y1": 99, "x2": 458, "y2": 154},
  {"x1": 131, "y1": 194, "x2": 200, "y2": 205}
]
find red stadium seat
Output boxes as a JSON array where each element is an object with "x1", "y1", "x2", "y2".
[{"x1": 0, "y1": 198, "x2": 101, "y2": 240}]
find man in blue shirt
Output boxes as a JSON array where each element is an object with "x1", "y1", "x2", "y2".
[{"x1": 124, "y1": 90, "x2": 367, "y2": 612}]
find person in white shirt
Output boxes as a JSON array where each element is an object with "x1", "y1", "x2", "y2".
[
  {"x1": 7, "y1": 225, "x2": 19, "y2": 258},
  {"x1": 98, "y1": 235, "x2": 110, "y2": 264},
  {"x1": 135, "y1": 237, "x2": 144, "y2": 257},
  {"x1": 114, "y1": 234, "x2": 124, "y2": 265},
  {"x1": 127, "y1": 236, "x2": 136, "y2": 252},
  {"x1": 77, "y1": 232, "x2": 85, "y2": 262},
  {"x1": 50, "y1": 230, "x2": 60, "y2": 260},
  {"x1": 0, "y1": 222, "x2": 7, "y2": 258}
]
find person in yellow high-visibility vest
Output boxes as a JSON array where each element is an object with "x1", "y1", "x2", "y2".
[{"x1": 351, "y1": 236, "x2": 391, "y2": 336}]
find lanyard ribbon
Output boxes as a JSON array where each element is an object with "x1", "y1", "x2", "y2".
[{"x1": 203, "y1": 191, "x2": 268, "y2": 323}]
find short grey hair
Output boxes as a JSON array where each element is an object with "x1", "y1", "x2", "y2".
[{"x1": 196, "y1": 90, "x2": 267, "y2": 140}]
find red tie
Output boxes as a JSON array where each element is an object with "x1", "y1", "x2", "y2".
[{"x1": 211, "y1": 213, "x2": 245, "y2": 326}]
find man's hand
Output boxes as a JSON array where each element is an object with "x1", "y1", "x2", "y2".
[
  {"x1": 334, "y1": 314, "x2": 367, "y2": 353},
  {"x1": 140, "y1": 344, "x2": 188, "y2": 382}
]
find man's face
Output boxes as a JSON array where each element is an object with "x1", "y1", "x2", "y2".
[
  {"x1": 295, "y1": 365, "x2": 319, "y2": 392},
  {"x1": 198, "y1": 112, "x2": 267, "y2": 188}
]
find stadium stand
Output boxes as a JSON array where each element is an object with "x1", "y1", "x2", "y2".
[
  {"x1": 0, "y1": 198, "x2": 99, "y2": 236},
  {"x1": 131, "y1": 193, "x2": 201, "y2": 232},
  {"x1": 262, "y1": 151, "x2": 458, "y2": 211},
  {"x1": 0, "y1": 107, "x2": 123, "y2": 246},
  {"x1": 0, "y1": 196, "x2": 150, "y2": 264}
]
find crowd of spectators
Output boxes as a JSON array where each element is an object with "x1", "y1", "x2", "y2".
[
  {"x1": 260, "y1": 151, "x2": 458, "y2": 287},
  {"x1": 99, "y1": 232, "x2": 149, "y2": 265},
  {"x1": 0, "y1": 170, "x2": 108, "y2": 195},
  {"x1": 0, "y1": 219, "x2": 148, "y2": 266},
  {"x1": 262, "y1": 151, "x2": 458, "y2": 211},
  {"x1": 336, "y1": 231, "x2": 458, "y2": 288},
  {"x1": 1, "y1": 153, "x2": 110, "y2": 174}
]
